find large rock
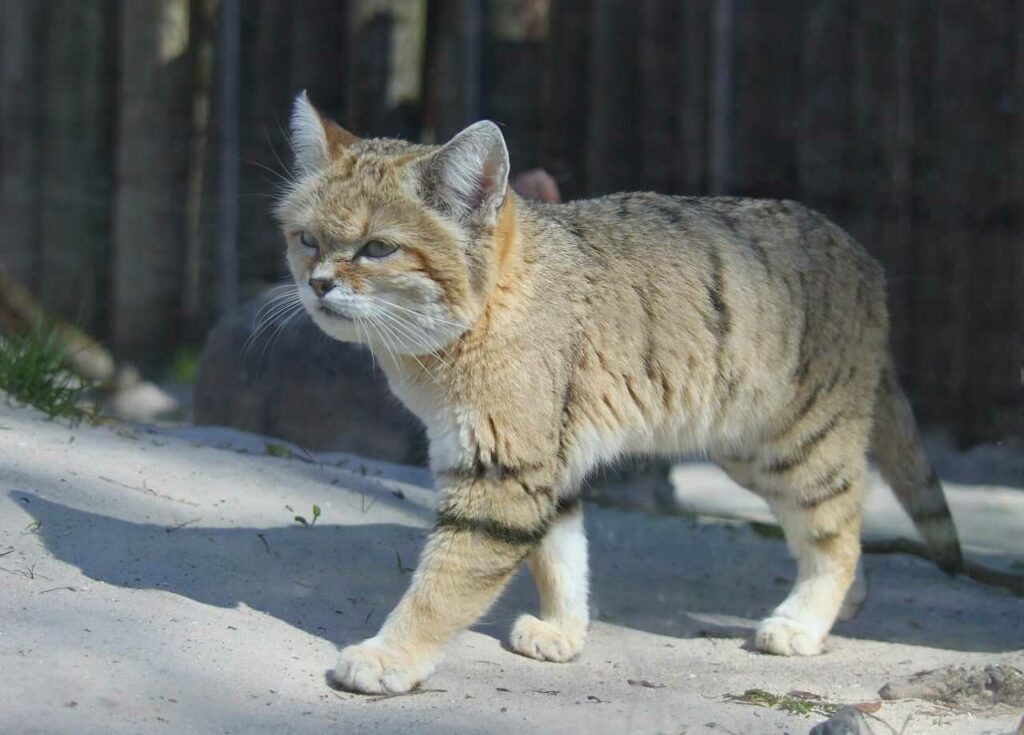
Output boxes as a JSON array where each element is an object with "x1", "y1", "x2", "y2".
[
  {"x1": 808, "y1": 708, "x2": 876, "y2": 735},
  {"x1": 194, "y1": 290, "x2": 675, "y2": 505},
  {"x1": 194, "y1": 292, "x2": 426, "y2": 465}
]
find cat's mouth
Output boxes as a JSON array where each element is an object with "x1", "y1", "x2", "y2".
[{"x1": 315, "y1": 303, "x2": 354, "y2": 322}]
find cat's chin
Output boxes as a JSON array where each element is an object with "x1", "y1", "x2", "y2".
[{"x1": 308, "y1": 307, "x2": 363, "y2": 344}]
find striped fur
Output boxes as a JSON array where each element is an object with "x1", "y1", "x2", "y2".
[{"x1": 278, "y1": 99, "x2": 963, "y2": 694}]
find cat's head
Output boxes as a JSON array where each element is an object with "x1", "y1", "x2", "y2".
[{"x1": 276, "y1": 91, "x2": 511, "y2": 355}]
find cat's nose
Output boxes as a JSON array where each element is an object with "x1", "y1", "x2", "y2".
[{"x1": 309, "y1": 277, "x2": 334, "y2": 297}]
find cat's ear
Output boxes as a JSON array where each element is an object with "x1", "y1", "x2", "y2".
[
  {"x1": 289, "y1": 90, "x2": 358, "y2": 175},
  {"x1": 424, "y1": 121, "x2": 510, "y2": 225}
]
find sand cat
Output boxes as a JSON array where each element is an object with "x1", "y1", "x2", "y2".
[{"x1": 276, "y1": 92, "x2": 962, "y2": 694}]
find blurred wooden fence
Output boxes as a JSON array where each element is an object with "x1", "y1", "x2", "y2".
[{"x1": 0, "y1": 0, "x2": 1021, "y2": 442}]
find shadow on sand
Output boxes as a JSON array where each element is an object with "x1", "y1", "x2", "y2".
[{"x1": 12, "y1": 488, "x2": 1022, "y2": 657}]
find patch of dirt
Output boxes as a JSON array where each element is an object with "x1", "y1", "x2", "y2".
[{"x1": 879, "y1": 665, "x2": 1024, "y2": 709}]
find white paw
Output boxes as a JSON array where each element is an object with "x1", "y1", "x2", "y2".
[
  {"x1": 754, "y1": 616, "x2": 824, "y2": 656},
  {"x1": 510, "y1": 614, "x2": 586, "y2": 662},
  {"x1": 330, "y1": 637, "x2": 436, "y2": 694}
]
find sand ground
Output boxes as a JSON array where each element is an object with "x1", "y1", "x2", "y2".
[{"x1": 1, "y1": 400, "x2": 1021, "y2": 734}]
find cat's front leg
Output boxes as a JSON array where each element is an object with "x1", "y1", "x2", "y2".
[
  {"x1": 511, "y1": 498, "x2": 589, "y2": 662},
  {"x1": 331, "y1": 471, "x2": 557, "y2": 694}
]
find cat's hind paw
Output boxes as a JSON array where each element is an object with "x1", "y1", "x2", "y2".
[
  {"x1": 510, "y1": 614, "x2": 586, "y2": 662},
  {"x1": 754, "y1": 616, "x2": 824, "y2": 656},
  {"x1": 330, "y1": 637, "x2": 436, "y2": 694}
]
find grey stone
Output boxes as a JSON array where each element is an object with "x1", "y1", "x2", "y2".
[
  {"x1": 809, "y1": 707, "x2": 876, "y2": 735},
  {"x1": 879, "y1": 665, "x2": 1024, "y2": 708},
  {"x1": 194, "y1": 292, "x2": 426, "y2": 465},
  {"x1": 194, "y1": 291, "x2": 675, "y2": 505}
]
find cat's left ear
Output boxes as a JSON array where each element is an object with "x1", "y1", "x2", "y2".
[
  {"x1": 424, "y1": 121, "x2": 510, "y2": 226},
  {"x1": 289, "y1": 90, "x2": 358, "y2": 176}
]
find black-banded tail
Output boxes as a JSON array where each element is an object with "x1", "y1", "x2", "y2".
[{"x1": 870, "y1": 359, "x2": 963, "y2": 574}]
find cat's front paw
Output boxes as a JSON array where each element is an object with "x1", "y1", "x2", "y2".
[
  {"x1": 330, "y1": 637, "x2": 436, "y2": 694},
  {"x1": 754, "y1": 616, "x2": 823, "y2": 656},
  {"x1": 510, "y1": 614, "x2": 586, "y2": 662}
]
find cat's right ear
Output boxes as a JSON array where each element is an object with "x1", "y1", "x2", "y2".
[
  {"x1": 421, "y1": 121, "x2": 510, "y2": 227},
  {"x1": 289, "y1": 90, "x2": 358, "y2": 176}
]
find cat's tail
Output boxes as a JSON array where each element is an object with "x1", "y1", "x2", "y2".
[{"x1": 870, "y1": 358, "x2": 964, "y2": 574}]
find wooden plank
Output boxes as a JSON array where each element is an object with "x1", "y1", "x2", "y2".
[
  {"x1": 236, "y1": 1, "x2": 291, "y2": 290},
  {"x1": 855, "y1": 1, "x2": 914, "y2": 376},
  {"x1": 955, "y1": 0, "x2": 1022, "y2": 441},
  {"x1": 585, "y1": 0, "x2": 640, "y2": 195},
  {"x1": 540, "y1": 0, "x2": 591, "y2": 198},
  {"x1": 676, "y1": 0, "x2": 711, "y2": 195},
  {"x1": 730, "y1": 0, "x2": 804, "y2": 198},
  {"x1": 481, "y1": 0, "x2": 547, "y2": 171},
  {"x1": 347, "y1": 0, "x2": 421, "y2": 139},
  {"x1": 181, "y1": 0, "x2": 219, "y2": 339},
  {"x1": 37, "y1": 0, "x2": 117, "y2": 335},
  {"x1": 112, "y1": 0, "x2": 192, "y2": 361},
  {"x1": 0, "y1": 1, "x2": 46, "y2": 287},
  {"x1": 422, "y1": 0, "x2": 482, "y2": 143},
  {"x1": 638, "y1": 0, "x2": 680, "y2": 195},
  {"x1": 796, "y1": 0, "x2": 856, "y2": 222}
]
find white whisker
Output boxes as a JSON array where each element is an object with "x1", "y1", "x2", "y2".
[
  {"x1": 244, "y1": 296, "x2": 303, "y2": 356},
  {"x1": 364, "y1": 314, "x2": 406, "y2": 382},
  {"x1": 374, "y1": 308, "x2": 455, "y2": 368},
  {"x1": 371, "y1": 296, "x2": 475, "y2": 332}
]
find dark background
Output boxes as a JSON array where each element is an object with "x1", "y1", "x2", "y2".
[{"x1": 1, "y1": 0, "x2": 1021, "y2": 443}]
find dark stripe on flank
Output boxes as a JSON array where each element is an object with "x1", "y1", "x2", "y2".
[
  {"x1": 799, "y1": 476, "x2": 853, "y2": 509},
  {"x1": 616, "y1": 194, "x2": 632, "y2": 219},
  {"x1": 653, "y1": 201, "x2": 683, "y2": 225},
  {"x1": 811, "y1": 529, "x2": 841, "y2": 545},
  {"x1": 437, "y1": 459, "x2": 544, "y2": 483},
  {"x1": 555, "y1": 495, "x2": 581, "y2": 515},
  {"x1": 748, "y1": 237, "x2": 772, "y2": 275},
  {"x1": 793, "y1": 272, "x2": 812, "y2": 383},
  {"x1": 562, "y1": 216, "x2": 606, "y2": 259},
  {"x1": 718, "y1": 211, "x2": 739, "y2": 233},
  {"x1": 707, "y1": 248, "x2": 731, "y2": 339},
  {"x1": 705, "y1": 246, "x2": 733, "y2": 401},
  {"x1": 434, "y1": 508, "x2": 548, "y2": 546},
  {"x1": 764, "y1": 413, "x2": 843, "y2": 474},
  {"x1": 632, "y1": 283, "x2": 657, "y2": 379},
  {"x1": 780, "y1": 368, "x2": 843, "y2": 436}
]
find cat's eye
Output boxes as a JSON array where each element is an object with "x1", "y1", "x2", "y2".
[
  {"x1": 357, "y1": 240, "x2": 398, "y2": 259},
  {"x1": 298, "y1": 231, "x2": 318, "y2": 251}
]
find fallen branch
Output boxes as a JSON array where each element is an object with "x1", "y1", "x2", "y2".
[
  {"x1": 861, "y1": 538, "x2": 1024, "y2": 597},
  {"x1": 0, "y1": 264, "x2": 115, "y2": 383}
]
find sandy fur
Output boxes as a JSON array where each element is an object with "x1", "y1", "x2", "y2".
[{"x1": 278, "y1": 96, "x2": 963, "y2": 694}]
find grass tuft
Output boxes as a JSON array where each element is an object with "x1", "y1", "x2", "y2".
[
  {"x1": 724, "y1": 689, "x2": 841, "y2": 717},
  {"x1": 0, "y1": 329, "x2": 95, "y2": 424},
  {"x1": 170, "y1": 348, "x2": 199, "y2": 384}
]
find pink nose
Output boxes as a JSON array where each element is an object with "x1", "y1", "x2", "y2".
[{"x1": 309, "y1": 277, "x2": 333, "y2": 297}]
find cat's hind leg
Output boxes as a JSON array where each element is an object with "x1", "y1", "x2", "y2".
[
  {"x1": 510, "y1": 498, "x2": 589, "y2": 662},
  {"x1": 754, "y1": 456, "x2": 865, "y2": 656}
]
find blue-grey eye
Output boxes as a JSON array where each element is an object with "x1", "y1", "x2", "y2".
[
  {"x1": 299, "y1": 231, "x2": 318, "y2": 250},
  {"x1": 357, "y1": 240, "x2": 398, "y2": 259}
]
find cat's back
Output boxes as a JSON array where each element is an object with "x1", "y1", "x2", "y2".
[
  {"x1": 532, "y1": 192, "x2": 877, "y2": 280},
  {"x1": 518, "y1": 191, "x2": 890, "y2": 432},
  {"x1": 525, "y1": 191, "x2": 885, "y2": 315}
]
